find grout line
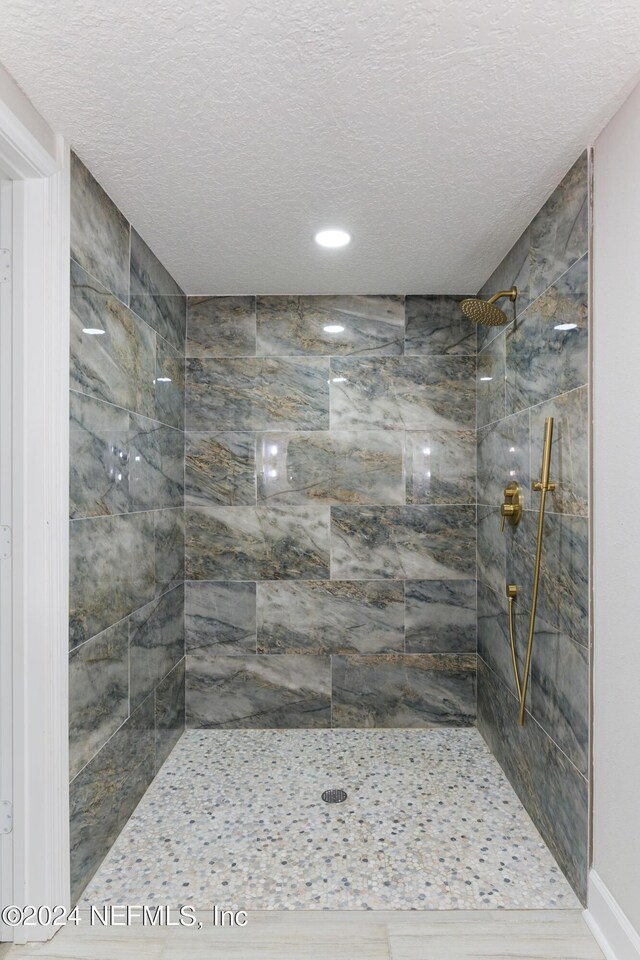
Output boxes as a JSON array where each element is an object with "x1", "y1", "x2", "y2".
[{"x1": 70, "y1": 504, "x2": 184, "y2": 524}]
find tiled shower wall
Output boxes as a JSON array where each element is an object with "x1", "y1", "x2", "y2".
[
  {"x1": 475, "y1": 151, "x2": 590, "y2": 901},
  {"x1": 184, "y1": 296, "x2": 478, "y2": 727},
  {"x1": 68, "y1": 153, "x2": 186, "y2": 903}
]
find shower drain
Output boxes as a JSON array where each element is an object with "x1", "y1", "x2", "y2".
[{"x1": 321, "y1": 789, "x2": 347, "y2": 803}]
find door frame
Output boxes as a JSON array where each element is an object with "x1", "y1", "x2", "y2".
[{"x1": 0, "y1": 89, "x2": 70, "y2": 943}]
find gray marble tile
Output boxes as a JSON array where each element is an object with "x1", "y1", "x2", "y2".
[
  {"x1": 70, "y1": 261, "x2": 156, "y2": 419},
  {"x1": 70, "y1": 152, "x2": 130, "y2": 304},
  {"x1": 69, "y1": 512, "x2": 155, "y2": 649},
  {"x1": 185, "y1": 581, "x2": 256, "y2": 652},
  {"x1": 68, "y1": 620, "x2": 129, "y2": 780},
  {"x1": 185, "y1": 654, "x2": 331, "y2": 728},
  {"x1": 155, "y1": 334, "x2": 185, "y2": 429},
  {"x1": 477, "y1": 226, "x2": 532, "y2": 352},
  {"x1": 186, "y1": 504, "x2": 330, "y2": 581},
  {"x1": 187, "y1": 296, "x2": 256, "y2": 358},
  {"x1": 129, "y1": 228, "x2": 186, "y2": 352},
  {"x1": 155, "y1": 658, "x2": 185, "y2": 770},
  {"x1": 477, "y1": 657, "x2": 588, "y2": 901},
  {"x1": 332, "y1": 654, "x2": 477, "y2": 727},
  {"x1": 256, "y1": 295, "x2": 404, "y2": 357},
  {"x1": 530, "y1": 386, "x2": 588, "y2": 516},
  {"x1": 130, "y1": 584, "x2": 185, "y2": 710},
  {"x1": 154, "y1": 508, "x2": 185, "y2": 593},
  {"x1": 477, "y1": 330, "x2": 506, "y2": 428},
  {"x1": 405, "y1": 430, "x2": 475, "y2": 504},
  {"x1": 330, "y1": 505, "x2": 476, "y2": 580},
  {"x1": 256, "y1": 580, "x2": 404, "y2": 654},
  {"x1": 186, "y1": 357, "x2": 330, "y2": 431},
  {"x1": 477, "y1": 410, "x2": 530, "y2": 508},
  {"x1": 185, "y1": 432, "x2": 256, "y2": 507},
  {"x1": 404, "y1": 580, "x2": 476, "y2": 653},
  {"x1": 506, "y1": 254, "x2": 588, "y2": 414},
  {"x1": 69, "y1": 391, "x2": 130, "y2": 519},
  {"x1": 476, "y1": 580, "x2": 528, "y2": 704},
  {"x1": 257, "y1": 431, "x2": 404, "y2": 506},
  {"x1": 330, "y1": 356, "x2": 476, "y2": 431},
  {"x1": 69, "y1": 695, "x2": 155, "y2": 904},
  {"x1": 477, "y1": 505, "x2": 505, "y2": 596},
  {"x1": 127, "y1": 414, "x2": 184, "y2": 511},
  {"x1": 405, "y1": 295, "x2": 476, "y2": 356}
]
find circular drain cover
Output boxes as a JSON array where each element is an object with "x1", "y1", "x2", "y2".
[{"x1": 321, "y1": 789, "x2": 347, "y2": 803}]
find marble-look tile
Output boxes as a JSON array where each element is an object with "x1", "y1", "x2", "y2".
[
  {"x1": 68, "y1": 620, "x2": 129, "y2": 780},
  {"x1": 256, "y1": 580, "x2": 404, "y2": 654},
  {"x1": 257, "y1": 431, "x2": 404, "y2": 505},
  {"x1": 69, "y1": 391, "x2": 130, "y2": 519},
  {"x1": 405, "y1": 430, "x2": 475, "y2": 504},
  {"x1": 186, "y1": 504, "x2": 329, "y2": 581},
  {"x1": 185, "y1": 432, "x2": 256, "y2": 507},
  {"x1": 404, "y1": 580, "x2": 476, "y2": 653},
  {"x1": 187, "y1": 295, "x2": 256, "y2": 358},
  {"x1": 155, "y1": 334, "x2": 185, "y2": 429},
  {"x1": 185, "y1": 654, "x2": 331, "y2": 728},
  {"x1": 331, "y1": 505, "x2": 475, "y2": 581},
  {"x1": 256, "y1": 295, "x2": 404, "y2": 357},
  {"x1": 477, "y1": 227, "x2": 532, "y2": 352},
  {"x1": 530, "y1": 386, "x2": 588, "y2": 516},
  {"x1": 129, "y1": 228, "x2": 186, "y2": 352},
  {"x1": 185, "y1": 581, "x2": 256, "y2": 653},
  {"x1": 69, "y1": 512, "x2": 155, "y2": 649},
  {"x1": 476, "y1": 505, "x2": 505, "y2": 596},
  {"x1": 70, "y1": 261, "x2": 156, "y2": 419},
  {"x1": 127, "y1": 414, "x2": 184, "y2": 511},
  {"x1": 405, "y1": 295, "x2": 476, "y2": 356},
  {"x1": 70, "y1": 152, "x2": 130, "y2": 304},
  {"x1": 331, "y1": 357, "x2": 476, "y2": 431},
  {"x1": 506, "y1": 254, "x2": 588, "y2": 414},
  {"x1": 186, "y1": 357, "x2": 330, "y2": 431},
  {"x1": 477, "y1": 330, "x2": 506, "y2": 427},
  {"x1": 69, "y1": 696, "x2": 155, "y2": 904},
  {"x1": 129, "y1": 584, "x2": 185, "y2": 710},
  {"x1": 332, "y1": 654, "x2": 476, "y2": 727},
  {"x1": 155, "y1": 658, "x2": 186, "y2": 770},
  {"x1": 476, "y1": 581, "x2": 528, "y2": 703},
  {"x1": 477, "y1": 409, "x2": 530, "y2": 507},
  {"x1": 477, "y1": 658, "x2": 588, "y2": 901},
  {"x1": 154, "y1": 508, "x2": 185, "y2": 592}
]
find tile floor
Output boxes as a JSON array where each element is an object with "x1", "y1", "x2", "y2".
[{"x1": 80, "y1": 728, "x2": 579, "y2": 910}]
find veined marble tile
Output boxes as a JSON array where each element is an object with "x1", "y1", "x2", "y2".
[
  {"x1": 186, "y1": 654, "x2": 331, "y2": 728},
  {"x1": 405, "y1": 295, "x2": 476, "y2": 356},
  {"x1": 332, "y1": 654, "x2": 476, "y2": 727},
  {"x1": 530, "y1": 386, "x2": 588, "y2": 516},
  {"x1": 477, "y1": 505, "x2": 505, "y2": 596},
  {"x1": 69, "y1": 696, "x2": 155, "y2": 904},
  {"x1": 70, "y1": 152, "x2": 130, "y2": 304},
  {"x1": 186, "y1": 357, "x2": 330, "y2": 431},
  {"x1": 257, "y1": 431, "x2": 404, "y2": 505},
  {"x1": 127, "y1": 414, "x2": 184, "y2": 511},
  {"x1": 477, "y1": 658, "x2": 588, "y2": 901},
  {"x1": 154, "y1": 508, "x2": 185, "y2": 593},
  {"x1": 155, "y1": 659, "x2": 185, "y2": 771},
  {"x1": 330, "y1": 357, "x2": 476, "y2": 431},
  {"x1": 185, "y1": 432, "x2": 256, "y2": 507},
  {"x1": 186, "y1": 504, "x2": 330, "y2": 580},
  {"x1": 256, "y1": 295, "x2": 404, "y2": 357},
  {"x1": 405, "y1": 580, "x2": 476, "y2": 653},
  {"x1": 155, "y1": 334, "x2": 185, "y2": 429},
  {"x1": 477, "y1": 409, "x2": 530, "y2": 508},
  {"x1": 185, "y1": 581, "x2": 257, "y2": 652},
  {"x1": 69, "y1": 391, "x2": 131, "y2": 519},
  {"x1": 506, "y1": 254, "x2": 588, "y2": 414},
  {"x1": 70, "y1": 261, "x2": 156, "y2": 419},
  {"x1": 129, "y1": 228, "x2": 186, "y2": 352},
  {"x1": 69, "y1": 512, "x2": 155, "y2": 649},
  {"x1": 477, "y1": 330, "x2": 506, "y2": 428},
  {"x1": 68, "y1": 620, "x2": 129, "y2": 780},
  {"x1": 187, "y1": 295, "x2": 256, "y2": 358},
  {"x1": 330, "y1": 505, "x2": 476, "y2": 581},
  {"x1": 129, "y1": 584, "x2": 185, "y2": 711},
  {"x1": 476, "y1": 580, "x2": 528, "y2": 705},
  {"x1": 256, "y1": 580, "x2": 404, "y2": 654},
  {"x1": 405, "y1": 430, "x2": 475, "y2": 504}
]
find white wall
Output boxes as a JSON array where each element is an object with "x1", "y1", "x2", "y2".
[
  {"x1": 592, "y1": 78, "x2": 640, "y2": 939},
  {"x1": 0, "y1": 60, "x2": 56, "y2": 166}
]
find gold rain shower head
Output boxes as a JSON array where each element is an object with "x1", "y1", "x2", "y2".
[{"x1": 460, "y1": 286, "x2": 518, "y2": 326}]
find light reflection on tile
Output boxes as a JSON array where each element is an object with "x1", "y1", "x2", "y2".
[{"x1": 405, "y1": 430, "x2": 475, "y2": 504}]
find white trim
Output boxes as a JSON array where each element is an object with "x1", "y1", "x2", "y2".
[
  {"x1": 0, "y1": 97, "x2": 57, "y2": 181},
  {"x1": 584, "y1": 870, "x2": 640, "y2": 960}
]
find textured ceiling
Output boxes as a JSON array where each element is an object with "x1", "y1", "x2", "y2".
[{"x1": 2, "y1": 0, "x2": 640, "y2": 294}]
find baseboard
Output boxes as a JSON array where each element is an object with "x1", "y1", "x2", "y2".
[{"x1": 584, "y1": 870, "x2": 640, "y2": 960}]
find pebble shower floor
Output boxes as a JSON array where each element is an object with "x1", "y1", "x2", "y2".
[{"x1": 81, "y1": 728, "x2": 579, "y2": 910}]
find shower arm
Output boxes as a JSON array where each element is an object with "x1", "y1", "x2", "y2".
[{"x1": 506, "y1": 416, "x2": 556, "y2": 726}]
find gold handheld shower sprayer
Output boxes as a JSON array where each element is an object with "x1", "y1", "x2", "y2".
[{"x1": 504, "y1": 416, "x2": 556, "y2": 726}]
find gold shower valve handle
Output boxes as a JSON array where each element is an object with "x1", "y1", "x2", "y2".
[{"x1": 500, "y1": 481, "x2": 523, "y2": 531}]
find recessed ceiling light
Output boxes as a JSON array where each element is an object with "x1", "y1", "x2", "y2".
[
  {"x1": 324, "y1": 324, "x2": 345, "y2": 333},
  {"x1": 82, "y1": 327, "x2": 105, "y2": 335},
  {"x1": 315, "y1": 229, "x2": 351, "y2": 248},
  {"x1": 554, "y1": 323, "x2": 578, "y2": 331}
]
